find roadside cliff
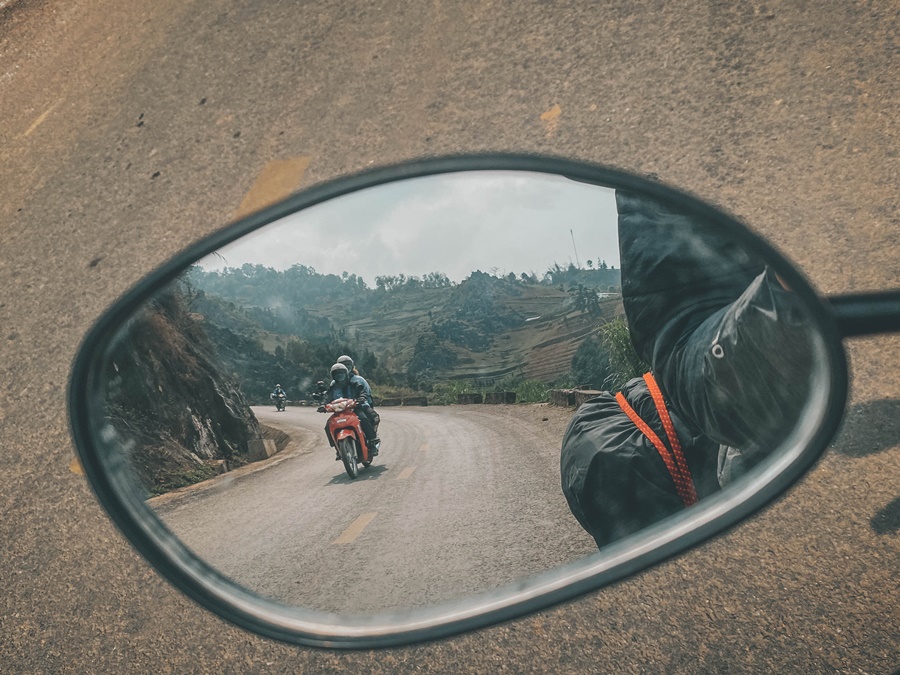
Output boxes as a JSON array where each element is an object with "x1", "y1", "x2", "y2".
[{"x1": 103, "y1": 283, "x2": 263, "y2": 495}]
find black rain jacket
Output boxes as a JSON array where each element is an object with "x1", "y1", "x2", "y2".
[
  {"x1": 560, "y1": 377, "x2": 721, "y2": 548},
  {"x1": 616, "y1": 190, "x2": 814, "y2": 474},
  {"x1": 561, "y1": 190, "x2": 814, "y2": 547}
]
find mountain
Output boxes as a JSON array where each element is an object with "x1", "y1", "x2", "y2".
[{"x1": 186, "y1": 263, "x2": 624, "y2": 392}]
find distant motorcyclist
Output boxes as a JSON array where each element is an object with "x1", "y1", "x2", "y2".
[
  {"x1": 311, "y1": 380, "x2": 328, "y2": 404},
  {"x1": 321, "y1": 362, "x2": 380, "y2": 456},
  {"x1": 271, "y1": 384, "x2": 287, "y2": 411}
]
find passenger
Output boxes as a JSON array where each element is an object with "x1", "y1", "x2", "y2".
[{"x1": 335, "y1": 354, "x2": 380, "y2": 448}]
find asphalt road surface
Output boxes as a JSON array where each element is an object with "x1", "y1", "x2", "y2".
[
  {"x1": 2, "y1": 0, "x2": 898, "y2": 672},
  {"x1": 153, "y1": 405, "x2": 595, "y2": 615}
]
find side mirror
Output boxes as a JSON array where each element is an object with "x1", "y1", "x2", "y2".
[{"x1": 68, "y1": 154, "x2": 899, "y2": 648}]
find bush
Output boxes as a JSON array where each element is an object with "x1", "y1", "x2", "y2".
[
  {"x1": 569, "y1": 318, "x2": 649, "y2": 392},
  {"x1": 514, "y1": 379, "x2": 550, "y2": 403},
  {"x1": 430, "y1": 380, "x2": 481, "y2": 405},
  {"x1": 571, "y1": 335, "x2": 612, "y2": 390},
  {"x1": 598, "y1": 317, "x2": 649, "y2": 391}
]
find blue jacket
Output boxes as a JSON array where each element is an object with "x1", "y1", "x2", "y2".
[
  {"x1": 328, "y1": 378, "x2": 364, "y2": 404},
  {"x1": 328, "y1": 374, "x2": 373, "y2": 407},
  {"x1": 352, "y1": 374, "x2": 374, "y2": 406}
]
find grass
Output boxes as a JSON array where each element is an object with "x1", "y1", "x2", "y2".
[{"x1": 150, "y1": 465, "x2": 223, "y2": 496}]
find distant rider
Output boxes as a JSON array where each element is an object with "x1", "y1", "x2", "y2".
[
  {"x1": 272, "y1": 384, "x2": 286, "y2": 407},
  {"x1": 312, "y1": 380, "x2": 328, "y2": 404}
]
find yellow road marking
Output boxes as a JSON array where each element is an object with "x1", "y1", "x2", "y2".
[
  {"x1": 234, "y1": 156, "x2": 311, "y2": 219},
  {"x1": 397, "y1": 466, "x2": 416, "y2": 481},
  {"x1": 540, "y1": 103, "x2": 562, "y2": 135},
  {"x1": 24, "y1": 102, "x2": 60, "y2": 137},
  {"x1": 333, "y1": 512, "x2": 377, "y2": 544}
]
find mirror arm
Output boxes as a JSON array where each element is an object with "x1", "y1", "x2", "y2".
[{"x1": 825, "y1": 291, "x2": 900, "y2": 337}]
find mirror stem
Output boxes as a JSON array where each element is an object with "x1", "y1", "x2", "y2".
[{"x1": 826, "y1": 291, "x2": 900, "y2": 337}]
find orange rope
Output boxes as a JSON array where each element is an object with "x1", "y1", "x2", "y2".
[
  {"x1": 615, "y1": 373, "x2": 698, "y2": 508},
  {"x1": 643, "y1": 372, "x2": 698, "y2": 506}
]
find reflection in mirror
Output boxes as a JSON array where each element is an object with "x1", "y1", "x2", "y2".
[{"x1": 96, "y1": 171, "x2": 821, "y2": 617}]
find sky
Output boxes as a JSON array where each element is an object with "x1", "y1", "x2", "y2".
[{"x1": 197, "y1": 171, "x2": 620, "y2": 284}]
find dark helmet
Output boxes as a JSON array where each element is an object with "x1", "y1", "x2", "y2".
[
  {"x1": 336, "y1": 354, "x2": 354, "y2": 371},
  {"x1": 330, "y1": 363, "x2": 349, "y2": 383}
]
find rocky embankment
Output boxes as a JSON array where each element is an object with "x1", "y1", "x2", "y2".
[{"x1": 103, "y1": 285, "x2": 265, "y2": 495}]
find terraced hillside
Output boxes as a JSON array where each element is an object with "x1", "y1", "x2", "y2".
[
  {"x1": 190, "y1": 264, "x2": 623, "y2": 388},
  {"x1": 519, "y1": 297, "x2": 624, "y2": 382},
  {"x1": 309, "y1": 283, "x2": 624, "y2": 385}
]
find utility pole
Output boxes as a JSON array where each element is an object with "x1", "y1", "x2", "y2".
[{"x1": 570, "y1": 229, "x2": 581, "y2": 268}]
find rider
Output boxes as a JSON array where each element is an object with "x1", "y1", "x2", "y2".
[
  {"x1": 312, "y1": 380, "x2": 327, "y2": 403},
  {"x1": 322, "y1": 362, "x2": 380, "y2": 456},
  {"x1": 272, "y1": 383, "x2": 286, "y2": 408},
  {"x1": 336, "y1": 354, "x2": 380, "y2": 445}
]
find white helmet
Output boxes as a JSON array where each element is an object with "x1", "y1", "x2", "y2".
[{"x1": 330, "y1": 363, "x2": 349, "y2": 383}]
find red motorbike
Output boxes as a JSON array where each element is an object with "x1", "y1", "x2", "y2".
[{"x1": 319, "y1": 397, "x2": 377, "y2": 479}]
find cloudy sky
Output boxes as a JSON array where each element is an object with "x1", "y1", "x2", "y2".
[{"x1": 198, "y1": 171, "x2": 620, "y2": 283}]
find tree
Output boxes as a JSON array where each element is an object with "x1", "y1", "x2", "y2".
[
  {"x1": 422, "y1": 272, "x2": 452, "y2": 288},
  {"x1": 406, "y1": 330, "x2": 458, "y2": 388}
]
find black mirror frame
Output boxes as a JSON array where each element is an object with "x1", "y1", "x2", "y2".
[{"x1": 69, "y1": 153, "x2": 852, "y2": 649}]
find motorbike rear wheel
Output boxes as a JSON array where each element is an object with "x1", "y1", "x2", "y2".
[{"x1": 338, "y1": 438, "x2": 359, "y2": 479}]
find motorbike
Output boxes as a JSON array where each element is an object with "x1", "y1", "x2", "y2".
[
  {"x1": 319, "y1": 397, "x2": 378, "y2": 479},
  {"x1": 271, "y1": 392, "x2": 286, "y2": 412}
]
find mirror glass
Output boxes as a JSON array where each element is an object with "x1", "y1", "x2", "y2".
[{"x1": 93, "y1": 170, "x2": 827, "y2": 618}]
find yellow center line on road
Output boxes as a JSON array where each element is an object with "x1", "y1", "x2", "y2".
[
  {"x1": 397, "y1": 466, "x2": 416, "y2": 481},
  {"x1": 333, "y1": 512, "x2": 377, "y2": 545},
  {"x1": 68, "y1": 456, "x2": 84, "y2": 475},
  {"x1": 24, "y1": 102, "x2": 60, "y2": 137},
  {"x1": 234, "y1": 156, "x2": 311, "y2": 219}
]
